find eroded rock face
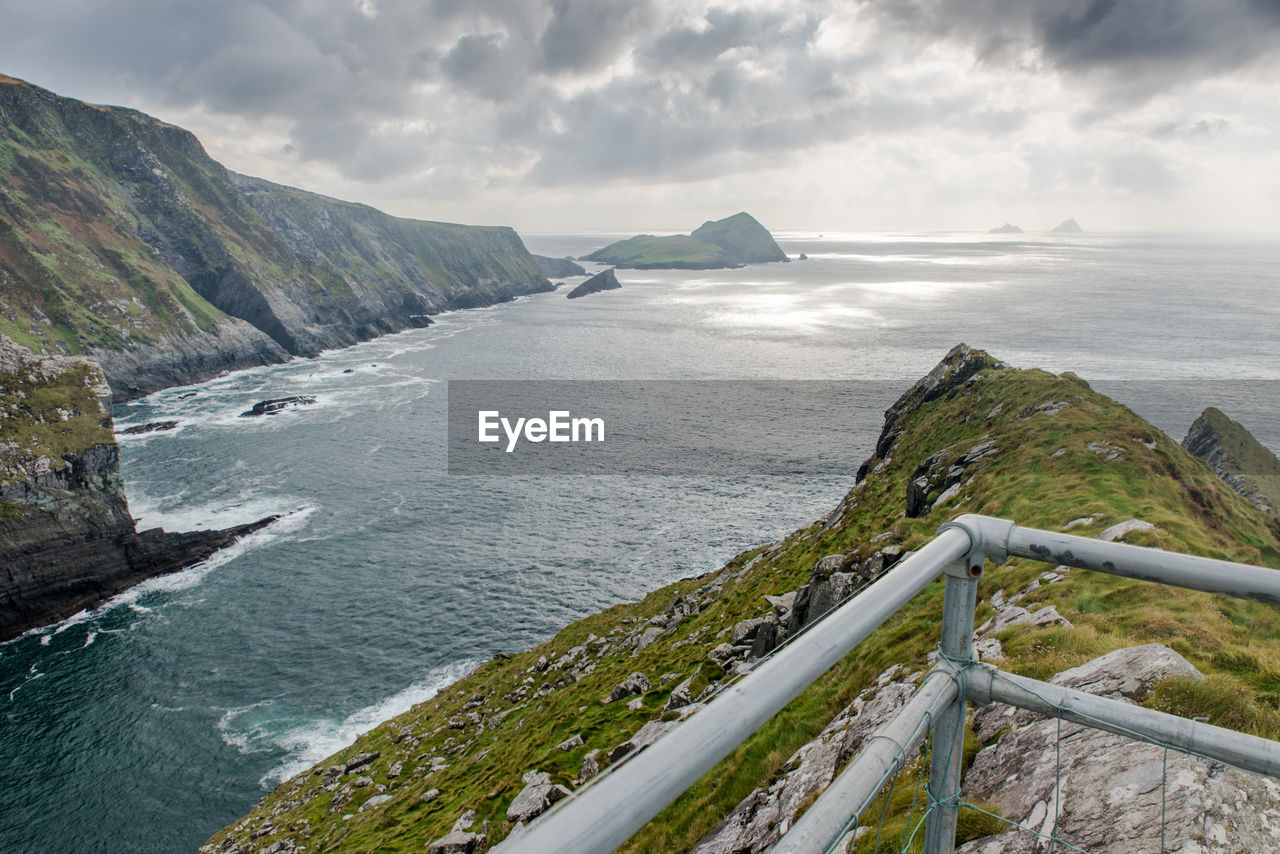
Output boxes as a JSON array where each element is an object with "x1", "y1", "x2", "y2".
[{"x1": 960, "y1": 645, "x2": 1280, "y2": 853}]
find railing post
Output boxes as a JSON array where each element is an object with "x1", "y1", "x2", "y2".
[{"x1": 923, "y1": 554, "x2": 982, "y2": 853}]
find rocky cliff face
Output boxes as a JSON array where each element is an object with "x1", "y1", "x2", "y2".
[
  {"x1": 203, "y1": 347, "x2": 1280, "y2": 854},
  {"x1": 0, "y1": 74, "x2": 551, "y2": 401},
  {"x1": 0, "y1": 335, "x2": 273, "y2": 640},
  {"x1": 1182, "y1": 407, "x2": 1280, "y2": 514}
]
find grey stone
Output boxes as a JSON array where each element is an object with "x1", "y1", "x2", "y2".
[
  {"x1": 1097, "y1": 519, "x2": 1154, "y2": 542},
  {"x1": 427, "y1": 830, "x2": 486, "y2": 854},
  {"x1": 578, "y1": 749, "x2": 603, "y2": 784},
  {"x1": 609, "y1": 719, "x2": 680, "y2": 765},
  {"x1": 358, "y1": 794, "x2": 392, "y2": 811},
  {"x1": 555, "y1": 733, "x2": 584, "y2": 751},
  {"x1": 607, "y1": 671, "x2": 650, "y2": 703},
  {"x1": 505, "y1": 770, "x2": 570, "y2": 823},
  {"x1": 344, "y1": 752, "x2": 379, "y2": 774}
]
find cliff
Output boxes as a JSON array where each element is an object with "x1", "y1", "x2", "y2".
[
  {"x1": 0, "y1": 335, "x2": 274, "y2": 641},
  {"x1": 566, "y1": 267, "x2": 622, "y2": 299},
  {"x1": 1183, "y1": 406, "x2": 1280, "y2": 514},
  {"x1": 582, "y1": 212, "x2": 787, "y2": 269},
  {"x1": 204, "y1": 347, "x2": 1280, "y2": 853},
  {"x1": 0, "y1": 74, "x2": 551, "y2": 401}
]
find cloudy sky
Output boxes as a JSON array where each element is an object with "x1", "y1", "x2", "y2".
[{"x1": 2, "y1": 0, "x2": 1279, "y2": 233}]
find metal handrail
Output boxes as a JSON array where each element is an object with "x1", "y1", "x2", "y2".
[{"x1": 498, "y1": 515, "x2": 1280, "y2": 853}]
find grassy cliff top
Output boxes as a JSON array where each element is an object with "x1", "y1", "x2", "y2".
[
  {"x1": 205, "y1": 347, "x2": 1280, "y2": 853},
  {"x1": 0, "y1": 335, "x2": 113, "y2": 490}
]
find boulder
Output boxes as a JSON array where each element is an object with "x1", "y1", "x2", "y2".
[
  {"x1": 578, "y1": 749, "x2": 603, "y2": 784},
  {"x1": 427, "y1": 831, "x2": 486, "y2": 854},
  {"x1": 120, "y1": 420, "x2": 179, "y2": 435},
  {"x1": 505, "y1": 770, "x2": 570, "y2": 823},
  {"x1": 607, "y1": 672, "x2": 650, "y2": 703},
  {"x1": 609, "y1": 719, "x2": 680, "y2": 765}
]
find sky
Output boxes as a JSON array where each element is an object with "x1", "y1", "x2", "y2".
[{"x1": 2, "y1": 0, "x2": 1279, "y2": 233}]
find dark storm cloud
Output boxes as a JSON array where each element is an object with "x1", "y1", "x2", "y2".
[{"x1": 866, "y1": 0, "x2": 1280, "y2": 98}]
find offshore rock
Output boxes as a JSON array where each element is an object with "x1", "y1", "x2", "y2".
[
  {"x1": 566, "y1": 267, "x2": 622, "y2": 299},
  {"x1": 120, "y1": 420, "x2": 180, "y2": 435},
  {"x1": 238, "y1": 396, "x2": 317, "y2": 417}
]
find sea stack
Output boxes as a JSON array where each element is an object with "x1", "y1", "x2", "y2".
[{"x1": 566, "y1": 268, "x2": 623, "y2": 299}]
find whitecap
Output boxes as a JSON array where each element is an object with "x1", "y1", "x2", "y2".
[{"x1": 219, "y1": 658, "x2": 482, "y2": 788}]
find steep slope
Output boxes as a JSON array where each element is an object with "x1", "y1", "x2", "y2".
[
  {"x1": 582, "y1": 212, "x2": 787, "y2": 269},
  {"x1": 204, "y1": 347, "x2": 1280, "y2": 853},
  {"x1": 0, "y1": 335, "x2": 274, "y2": 640},
  {"x1": 1183, "y1": 406, "x2": 1280, "y2": 514},
  {"x1": 0, "y1": 74, "x2": 551, "y2": 400}
]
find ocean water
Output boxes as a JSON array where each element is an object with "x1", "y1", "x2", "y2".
[{"x1": 2, "y1": 232, "x2": 1278, "y2": 853}]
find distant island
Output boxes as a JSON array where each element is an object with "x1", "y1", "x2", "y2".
[
  {"x1": 1052, "y1": 217, "x2": 1084, "y2": 233},
  {"x1": 989, "y1": 223, "x2": 1023, "y2": 233},
  {"x1": 582, "y1": 212, "x2": 787, "y2": 269}
]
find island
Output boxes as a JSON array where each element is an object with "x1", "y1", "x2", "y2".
[
  {"x1": 581, "y1": 212, "x2": 787, "y2": 269},
  {"x1": 566, "y1": 268, "x2": 622, "y2": 299},
  {"x1": 1052, "y1": 217, "x2": 1084, "y2": 233},
  {"x1": 989, "y1": 223, "x2": 1023, "y2": 233}
]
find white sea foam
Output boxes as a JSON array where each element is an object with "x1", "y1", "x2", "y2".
[{"x1": 216, "y1": 658, "x2": 481, "y2": 788}]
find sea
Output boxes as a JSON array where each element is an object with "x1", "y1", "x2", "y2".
[{"x1": 2, "y1": 231, "x2": 1278, "y2": 853}]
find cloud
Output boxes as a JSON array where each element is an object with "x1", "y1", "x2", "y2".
[{"x1": 0, "y1": 0, "x2": 1276, "y2": 228}]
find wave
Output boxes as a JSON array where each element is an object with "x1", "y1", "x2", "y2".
[{"x1": 216, "y1": 658, "x2": 481, "y2": 788}]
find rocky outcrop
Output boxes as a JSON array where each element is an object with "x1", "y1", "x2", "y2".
[
  {"x1": 532, "y1": 255, "x2": 587, "y2": 278},
  {"x1": 238, "y1": 396, "x2": 317, "y2": 418},
  {"x1": 1051, "y1": 217, "x2": 1084, "y2": 233},
  {"x1": 566, "y1": 268, "x2": 622, "y2": 299},
  {"x1": 1182, "y1": 407, "x2": 1280, "y2": 514},
  {"x1": 0, "y1": 74, "x2": 552, "y2": 401},
  {"x1": 0, "y1": 336, "x2": 276, "y2": 640},
  {"x1": 960, "y1": 645, "x2": 1280, "y2": 853},
  {"x1": 505, "y1": 770, "x2": 570, "y2": 823},
  {"x1": 857, "y1": 344, "x2": 1005, "y2": 484},
  {"x1": 989, "y1": 223, "x2": 1023, "y2": 233}
]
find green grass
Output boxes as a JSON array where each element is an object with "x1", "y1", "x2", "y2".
[
  {"x1": 0, "y1": 355, "x2": 112, "y2": 488},
  {"x1": 203, "y1": 351, "x2": 1280, "y2": 853}
]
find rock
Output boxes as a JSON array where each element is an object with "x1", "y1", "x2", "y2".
[
  {"x1": 1182, "y1": 407, "x2": 1280, "y2": 513},
  {"x1": 634, "y1": 625, "x2": 666, "y2": 652},
  {"x1": 427, "y1": 830, "x2": 486, "y2": 854},
  {"x1": 961, "y1": 645, "x2": 1273, "y2": 854},
  {"x1": 505, "y1": 770, "x2": 571, "y2": 823},
  {"x1": 988, "y1": 223, "x2": 1022, "y2": 233},
  {"x1": 707, "y1": 642, "x2": 736, "y2": 663},
  {"x1": 452, "y1": 809, "x2": 475, "y2": 832},
  {"x1": 607, "y1": 672, "x2": 650, "y2": 702},
  {"x1": 578, "y1": 749, "x2": 603, "y2": 784},
  {"x1": 344, "y1": 752, "x2": 379, "y2": 774},
  {"x1": 609, "y1": 719, "x2": 680, "y2": 764},
  {"x1": 1051, "y1": 217, "x2": 1084, "y2": 233},
  {"x1": 764, "y1": 592, "x2": 796, "y2": 624},
  {"x1": 973, "y1": 643, "x2": 1202, "y2": 743},
  {"x1": 665, "y1": 673, "x2": 697, "y2": 712},
  {"x1": 627, "y1": 697, "x2": 644, "y2": 711},
  {"x1": 387, "y1": 761, "x2": 403, "y2": 778},
  {"x1": 797, "y1": 252, "x2": 809, "y2": 260},
  {"x1": 555, "y1": 733, "x2": 583, "y2": 751},
  {"x1": 120, "y1": 420, "x2": 179, "y2": 435},
  {"x1": 237, "y1": 396, "x2": 317, "y2": 417},
  {"x1": 358, "y1": 794, "x2": 391, "y2": 811},
  {"x1": 421, "y1": 788, "x2": 441, "y2": 804},
  {"x1": 731, "y1": 617, "x2": 768, "y2": 645},
  {"x1": 1096, "y1": 519, "x2": 1153, "y2": 542},
  {"x1": 565, "y1": 268, "x2": 623, "y2": 299}
]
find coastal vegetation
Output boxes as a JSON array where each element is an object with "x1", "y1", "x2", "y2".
[{"x1": 204, "y1": 346, "x2": 1280, "y2": 853}]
